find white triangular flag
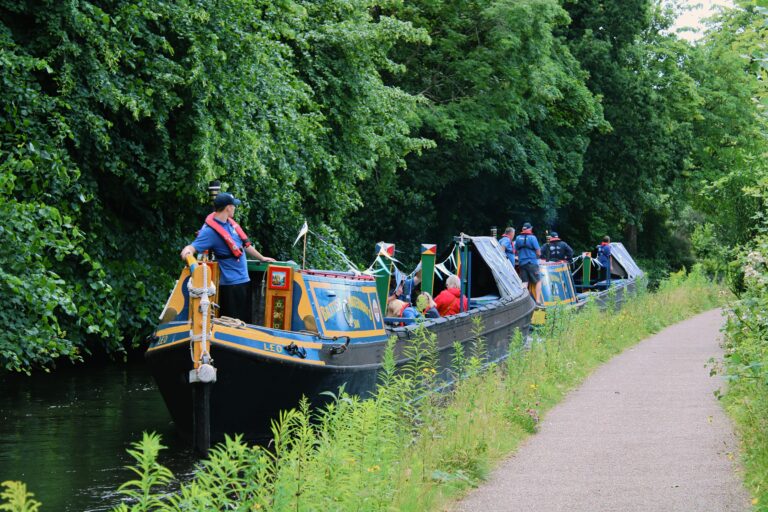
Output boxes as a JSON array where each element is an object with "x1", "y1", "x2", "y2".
[{"x1": 293, "y1": 220, "x2": 309, "y2": 247}]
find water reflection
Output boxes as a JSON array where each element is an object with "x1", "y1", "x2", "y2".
[{"x1": 0, "y1": 362, "x2": 196, "y2": 511}]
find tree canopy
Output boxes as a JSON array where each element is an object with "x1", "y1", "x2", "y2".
[{"x1": 1, "y1": 0, "x2": 767, "y2": 372}]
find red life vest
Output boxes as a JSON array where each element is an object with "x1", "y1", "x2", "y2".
[
  {"x1": 204, "y1": 213, "x2": 252, "y2": 259},
  {"x1": 520, "y1": 229, "x2": 533, "y2": 235}
]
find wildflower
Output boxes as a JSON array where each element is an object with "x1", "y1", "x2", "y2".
[
  {"x1": 529, "y1": 383, "x2": 538, "y2": 390},
  {"x1": 367, "y1": 465, "x2": 381, "y2": 473}
]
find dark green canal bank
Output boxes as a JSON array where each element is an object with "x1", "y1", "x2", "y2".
[{"x1": 0, "y1": 362, "x2": 196, "y2": 511}]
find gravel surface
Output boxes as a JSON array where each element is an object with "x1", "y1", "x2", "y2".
[{"x1": 454, "y1": 309, "x2": 751, "y2": 512}]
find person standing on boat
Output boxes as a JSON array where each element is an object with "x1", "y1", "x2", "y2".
[
  {"x1": 499, "y1": 227, "x2": 516, "y2": 267},
  {"x1": 514, "y1": 222, "x2": 542, "y2": 304},
  {"x1": 434, "y1": 274, "x2": 469, "y2": 316},
  {"x1": 542, "y1": 231, "x2": 574, "y2": 267},
  {"x1": 179, "y1": 192, "x2": 275, "y2": 323},
  {"x1": 597, "y1": 235, "x2": 612, "y2": 287}
]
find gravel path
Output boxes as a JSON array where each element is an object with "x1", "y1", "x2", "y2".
[{"x1": 454, "y1": 309, "x2": 751, "y2": 512}]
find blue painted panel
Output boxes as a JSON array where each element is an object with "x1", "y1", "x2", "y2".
[
  {"x1": 302, "y1": 274, "x2": 384, "y2": 336},
  {"x1": 539, "y1": 262, "x2": 578, "y2": 306}
]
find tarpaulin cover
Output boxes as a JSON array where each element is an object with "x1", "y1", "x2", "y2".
[
  {"x1": 467, "y1": 236, "x2": 527, "y2": 299},
  {"x1": 610, "y1": 242, "x2": 644, "y2": 279}
]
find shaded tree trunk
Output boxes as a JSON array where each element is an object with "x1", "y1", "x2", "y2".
[{"x1": 624, "y1": 224, "x2": 638, "y2": 254}]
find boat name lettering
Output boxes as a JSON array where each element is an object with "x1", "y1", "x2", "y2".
[
  {"x1": 318, "y1": 295, "x2": 371, "y2": 322},
  {"x1": 264, "y1": 343, "x2": 283, "y2": 354},
  {"x1": 346, "y1": 296, "x2": 371, "y2": 318},
  {"x1": 318, "y1": 298, "x2": 344, "y2": 322}
]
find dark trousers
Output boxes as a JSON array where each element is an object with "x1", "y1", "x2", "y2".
[{"x1": 218, "y1": 282, "x2": 252, "y2": 323}]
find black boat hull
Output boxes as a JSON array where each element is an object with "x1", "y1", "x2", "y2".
[{"x1": 146, "y1": 294, "x2": 534, "y2": 441}]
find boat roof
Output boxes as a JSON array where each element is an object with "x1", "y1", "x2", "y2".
[{"x1": 610, "y1": 242, "x2": 644, "y2": 279}]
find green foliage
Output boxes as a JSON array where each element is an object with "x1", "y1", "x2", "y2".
[
  {"x1": 1, "y1": 0, "x2": 763, "y2": 383},
  {"x1": 0, "y1": 482, "x2": 41, "y2": 512},
  {"x1": 349, "y1": 0, "x2": 606, "y2": 256},
  {"x1": 721, "y1": 235, "x2": 768, "y2": 508},
  {"x1": 561, "y1": 0, "x2": 700, "y2": 256},
  {"x1": 0, "y1": 0, "x2": 428, "y2": 371}
]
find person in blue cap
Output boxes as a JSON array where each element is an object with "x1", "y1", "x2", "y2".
[
  {"x1": 542, "y1": 231, "x2": 574, "y2": 267},
  {"x1": 180, "y1": 192, "x2": 275, "y2": 322},
  {"x1": 514, "y1": 222, "x2": 542, "y2": 304}
]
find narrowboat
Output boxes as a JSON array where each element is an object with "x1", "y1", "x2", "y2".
[
  {"x1": 146, "y1": 235, "x2": 534, "y2": 449},
  {"x1": 531, "y1": 242, "x2": 645, "y2": 324}
]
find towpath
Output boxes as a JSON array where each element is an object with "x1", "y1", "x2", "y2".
[{"x1": 453, "y1": 309, "x2": 751, "y2": 512}]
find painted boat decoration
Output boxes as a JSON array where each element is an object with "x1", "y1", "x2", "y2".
[
  {"x1": 530, "y1": 260, "x2": 587, "y2": 325},
  {"x1": 146, "y1": 235, "x2": 534, "y2": 449}
]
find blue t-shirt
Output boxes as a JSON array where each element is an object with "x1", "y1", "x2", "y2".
[
  {"x1": 514, "y1": 234, "x2": 540, "y2": 266},
  {"x1": 402, "y1": 306, "x2": 421, "y2": 321},
  {"x1": 192, "y1": 220, "x2": 250, "y2": 286},
  {"x1": 597, "y1": 243, "x2": 612, "y2": 268},
  {"x1": 499, "y1": 236, "x2": 516, "y2": 266}
]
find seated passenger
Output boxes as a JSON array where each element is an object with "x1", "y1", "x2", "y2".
[
  {"x1": 434, "y1": 275, "x2": 469, "y2": 316},
  {"x1": 386, "y1": 298, "x2": 421, "y2": 325},
  {"x1": 416, "y1": 292, "x2": 440, "y2": 319}
]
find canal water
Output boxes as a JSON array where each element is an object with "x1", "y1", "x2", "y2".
[{"x1": 0, "y1": 361, "x2": 197, "y2": 511}]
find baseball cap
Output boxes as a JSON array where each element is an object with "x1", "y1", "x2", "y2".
[
  {"x1": 522, "y1": 222, "x2": 532, "y2": 230},
  {"x1": 214, "y1": 192, "x2": 242, "y2": 208},
  {"x1": 550, "y1": 231, "x2": 559, "y2": 238}
]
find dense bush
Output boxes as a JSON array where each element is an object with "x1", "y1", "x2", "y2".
[
  {"x1": 722, "y1": 234, "x2": 768, "y2": 507},
  {"x1": 0, "y1": 0, "x2": 427, "y2": 371}
]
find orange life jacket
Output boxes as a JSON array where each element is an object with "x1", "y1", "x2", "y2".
[{"x1": 204, "y1": 213, "x2": 251, "y2": 259}]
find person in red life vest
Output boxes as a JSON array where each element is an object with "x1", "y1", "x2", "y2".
[
  {"x1": 434, "y1": 275, "x2": 469, "y2": 316},
  {"x1": 386, "y1": 298, "x2": 422, "y2": 326},
  {"x1": 498, "y1": 226, "x2": 516, "y2": 267},
  {"x1": 514, "y1": 222, "x2": 542, "y2": 305},
  {"x1": 596, "y1": 235, "x2": 612, "y2": 287},
  {"x1": 541, "y1": 231, "x2": 574, "y2": 266},
  {"x1": 180, "y1": 192, "x2": 275, "y2": 323}
]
